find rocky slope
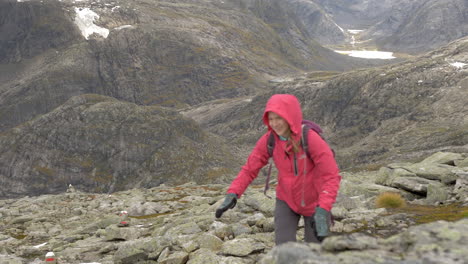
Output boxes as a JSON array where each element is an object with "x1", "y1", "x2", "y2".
[
  {"x1": 183, "y1": 36, "x2": 468, "y2": 169},
  {"x1": 0, "y1": 94, "x2": 240, "y2": 198},
  {"x1": 0, "y1": 0, "x2": 385, "y2": 133},
  {"x1": 312, "y1": 0, "x2": 408, "y2": 28},
  {"x1": 365, "y1": 0, "x2": 468, "y2": 54},
  {"x1": 313, "y1": 0, "x2": 468, "y2": 54},
  {"x1": 0, "y1": 151, "x2": 466, "y2": 263}
]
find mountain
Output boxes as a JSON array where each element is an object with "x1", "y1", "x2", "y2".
[
  {"x1": 0, "y1": 94, "x2": 240, "y2": 198},
  {"x1": 311, "y1": 0, "x2": 407, "y2": 28},
  {"x1": 0, "y1": 0, "x2": 386, "y2": 133},
  {"x1": 183, "y1": 36, "x2": 468, "y2": 169},
  {"x1": 366, "y1": 0, "x2": 468, "y2": 54},
  {"x1": 313, "y1": 0, "x2": 468, "y2": 54},
  {"x1": 233, "y1": 0, "x2": 347, "y2": 45}
]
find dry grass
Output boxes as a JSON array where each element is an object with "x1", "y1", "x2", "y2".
[{"x1": 375, "y1": 192, "x2": 406, "y2": 209}]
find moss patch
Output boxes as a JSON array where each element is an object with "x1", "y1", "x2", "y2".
[{"x1": 391, "y1": 203, "x2": 468, "y2": 224}]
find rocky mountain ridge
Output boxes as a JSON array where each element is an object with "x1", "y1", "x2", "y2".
[
  {"x1": 314, "y1": 0, "x2": 468, "y2": 54},
  {"x1": 365, "y1": 0, "x2": 468, "y2": 54},
  {"x1": 0, "y1": 94, "x2": 240, "y2": 198},
  {"x1": 0, "y1": 151, "x2": 467, "y2": 263}
]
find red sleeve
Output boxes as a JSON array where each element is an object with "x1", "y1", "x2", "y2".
[
  {"x1": 307, "y1": 130, "x2": 341, "y2": 211},
  {"x1": 227, "y1": 133, "x2": 270, "y2": 197}
]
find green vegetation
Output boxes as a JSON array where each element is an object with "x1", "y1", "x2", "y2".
[{"x1": 392, "y1": 204, "x2": 468, "y2": 224}]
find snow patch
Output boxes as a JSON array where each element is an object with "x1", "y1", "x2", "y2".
[
  {"x1": 114, "y1": 25, "x2": 133, "y2": 30},
  {"x1": 348, "y1": 29, "x2": 363, "y2": 34},
  {"x1": 334, "y1": 50, "x2": 395, "y2": 60},
  {"x1": 334, "y1": 22, "x2": 345, "y2": 33},
  {"x1": 33, "y1": 242, "x2": 47, "y2": 248},
  {"x1": 450, "y1": 62, "x2": 467, "y2": 69},
  {"x1": 74, "y1": 7, "x2": 110, "y2": 40}
]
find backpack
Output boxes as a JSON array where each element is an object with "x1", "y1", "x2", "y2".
[{"x1": 263, "y1": 120, "x2": 334, "y2": 197}]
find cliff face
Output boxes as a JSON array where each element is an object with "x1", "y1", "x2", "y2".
[
  {"x1": 0, "y1": 94, "x2": 240, "y2": 198},
  {"x1": 0, "y1": 0, "x2": 81, "y2": 63},
  {"x1": 313, "y1": 0, "x2": 468, "y2": 54},
  {"x1": 366, "y1": 0, "x2": 468, "y2": 54}
]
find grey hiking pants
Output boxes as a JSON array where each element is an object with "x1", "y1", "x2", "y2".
[{"x1": 275, "y1": 198, "x2": 320, "y2": 245}]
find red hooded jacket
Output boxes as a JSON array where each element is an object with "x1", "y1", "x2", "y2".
[{"x1": 227, "y1": 94, "x2": 341, "y2": 216}]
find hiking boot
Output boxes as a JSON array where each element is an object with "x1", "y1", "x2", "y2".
[
  {"x1": 117, "y1": 211, "x2": 130, "y2": 227},
  {"x1": 45, "y1": 252, "x2": 57, "y2": 264}
]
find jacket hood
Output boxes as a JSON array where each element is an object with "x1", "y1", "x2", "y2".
[{"x1": 263, "y1": 94, "x2": 303, "y2": 141}]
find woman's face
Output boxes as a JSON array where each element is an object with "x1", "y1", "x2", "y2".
[{"x1": 268, "y1": 112, "x2": 290, "y2": 138}]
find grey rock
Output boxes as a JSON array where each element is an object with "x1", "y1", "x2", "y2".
[
  {"x1": 221, "y1": 238, "x2": 265, "y2": 257},
  {"x1": 420, "y1": 152, "x2": 465, "y2": 165},
  {"x1": 157, "y1": 251, "x2": 189, "y2": 264},
  {"x1": 256, "y1": 218, "x2": 275, "y2": 233},
  {"x1": 186, "y1": 248, "x2": 220, "y2": 264},
  {"x1": 210, "y1": 221, "x2": 234, "y2": 240},
  {"x1": 391, "y1": 177, "x2": 436, "y2": 195},
  {"x1": 404, "y1": 163, "x2": 458, "y2": 184},
  {"x1": 455, "y1": 157, "x2": 468, "y2": 167},
  {"x1": 426, "y1": 183, "x2": 450, "y2": 204},
  {"x1": 196, "y1": 234, "x2": 224, "y2": 251},
  {"x1": 113, "y1": 237, "x2": 170, "y2": 264},
  {"x1": 104, "y1": 225, "x2": 143, "y2": 241},
  {"x1": 165, "y1": 221, "x2": 202, "y2": 237},
  {"x1": 231, "y1": 223, "x2": 253, "y2": 237},
  {"x1": 259, "y1": 242, "x2": 327, "y2": 264},
  {"x1": 242, "y1": 193, "x2": 275, "y2": 217},
  {"x1": 322, "y1": 233, "x2": 379, "y2": 252},
  {"x1": 376, "y1": 166, "x2": 416, "y2": 186},
  {"x1": 330, "y1": 206, "x2": 348, "y2": 220}
]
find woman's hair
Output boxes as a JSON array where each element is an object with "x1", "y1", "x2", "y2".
[{"x1": 286, "y1": 129, "x2": 301, "y2": 153}]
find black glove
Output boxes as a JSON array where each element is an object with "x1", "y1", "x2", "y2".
[
  {"x1": 215, "y1": 193, "x2": 237, "y2": 218},
  {"x1": 313, "y1": 207, "x2": 329, "y2": 240}
]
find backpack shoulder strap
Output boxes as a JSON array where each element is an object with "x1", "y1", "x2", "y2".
[
  {"x1": 264, "y1": 131, "x2": 275, "y2": 198},
  {"x1": 301, "y1": 121, "x2": 336, "y2": 159},
  {"x1": 267, "y1": 131, "x2": 275, "y2": 157},
  {"x1": 301, "y1": 124, "x2": 311, "y2": 160}
]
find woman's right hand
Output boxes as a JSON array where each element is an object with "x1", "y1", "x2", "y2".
[{"x1": 215, "y1": 193, "x2": 237, "y2": 218}]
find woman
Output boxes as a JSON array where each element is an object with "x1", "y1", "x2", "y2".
[{"x1": 215, "y1": 94, "x2": 341, "y2": 244}]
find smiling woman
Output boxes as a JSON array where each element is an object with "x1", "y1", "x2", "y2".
[
  {"x1": 268, "y1": 112, "x2": 290, "y2": 138},
  {"x1": 217, "y1": 94, "x2": 341, "y2": 245}
]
